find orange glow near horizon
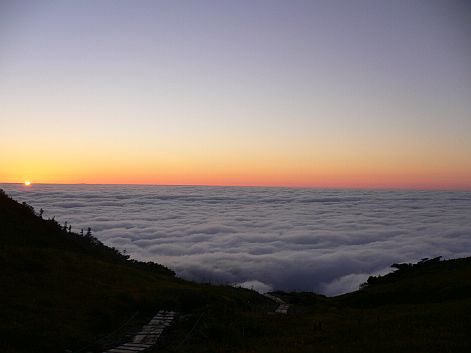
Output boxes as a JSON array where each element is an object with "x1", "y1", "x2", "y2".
[
  {"x1": 1, "y1": 125, "x2": 470, "y2": 191},
  {"x1": 3, "y1": 178, "x2": 470, "y2": 191},
  {"x1": 2, "y1": 161, "x2": 470, "y2": 190},
  {"x1": 1, "y1": 2, "x2": 471, "y2": 193}
]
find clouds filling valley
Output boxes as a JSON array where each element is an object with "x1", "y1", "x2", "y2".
[{"x1": 3, "y1": 184, "x2": 471, "y2": 295}]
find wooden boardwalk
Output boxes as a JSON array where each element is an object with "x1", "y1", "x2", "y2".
[
  {"x1": 103, "y1": 310, "x2": 177, "y2": 353},
  {"x1": 275, "y1": 303, "x2": 290, "y2": 314}
]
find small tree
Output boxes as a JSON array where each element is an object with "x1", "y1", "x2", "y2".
[
  {"x1": 39, "y1": 208, "x2": 44, "y2": 219},
  {"x1": 122, "y1": 249, "x2": 130, "y2": 260},
  {"x1": 86, "y1": 227, "x2": 92, "y2": 237}
]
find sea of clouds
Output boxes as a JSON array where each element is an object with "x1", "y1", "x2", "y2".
[{"x1": 2, "y1": 184, "x2": 470, "y2": 295}]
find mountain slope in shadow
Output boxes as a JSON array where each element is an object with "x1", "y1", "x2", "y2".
[{"x1": 0, "y1": 189, "x2": 265, "y2": 353}]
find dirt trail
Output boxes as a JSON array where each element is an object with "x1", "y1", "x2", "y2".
[{"x1": 264, "y1": 294, "x2": 290, "y2": 314}]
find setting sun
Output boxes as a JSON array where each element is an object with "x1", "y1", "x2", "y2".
[{"x1": 24, "y1": 181, "x2": 31, "y2": 186}]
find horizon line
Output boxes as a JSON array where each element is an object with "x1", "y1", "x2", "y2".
[{"x1": 1, "y1": 181, "x2": 470, "y2": 192}]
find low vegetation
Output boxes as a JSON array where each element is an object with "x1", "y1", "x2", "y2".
[
  {"x1": 1, "y1": 189, "x2": 470, "y2": 352},
  {"x1": 0, "y1": 189, "x2": 266, "y2": 352}
]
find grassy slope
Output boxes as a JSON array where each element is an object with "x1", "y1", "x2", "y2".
[
  {"x1": 1, "y1": 189, "x2": 471, "y2": 353},
  {"x1": 162, "y1": 257, "x2": 471, "y2": 353},
  {"x1": 0, "y1": 190, "x2": 267, "y2": 353}
]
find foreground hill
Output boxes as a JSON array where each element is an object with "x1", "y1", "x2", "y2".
[
  {"x1": 0, "y1": 190, "x2": 267, "y2": 353},
  {"x1": 1, "y1": 188, "x2": 470, "y2": 353},
  {"x1": 165, "y1": 257, "x2": 471, "y2": 353}
]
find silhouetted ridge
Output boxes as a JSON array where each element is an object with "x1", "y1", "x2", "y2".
[
  {"x1": 339, "y1": 256, "x2": 471, "y2": 307},
  {"x1": 0, "y1": 189, "x2": 174, "y2": 276},
  {"x1": 0, "y1": 189, "x2": 267, "y2": 353}
]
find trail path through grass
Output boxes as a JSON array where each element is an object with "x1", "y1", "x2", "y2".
[{"x1": 264, "y1": 294, "x2": 290, "y2": 314}]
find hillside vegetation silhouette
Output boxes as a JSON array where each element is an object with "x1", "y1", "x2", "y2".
[{"x1": 0, "y1": 189, "x2": 266, "y2": 352}]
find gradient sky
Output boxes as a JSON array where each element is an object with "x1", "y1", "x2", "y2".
[{"x1": 1, "y1": 0, "x2": 470, "y2": 188}]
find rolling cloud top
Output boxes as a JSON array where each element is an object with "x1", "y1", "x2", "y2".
[{"x1": 2, "y1": 184, "x2": 470, "y2": 295}]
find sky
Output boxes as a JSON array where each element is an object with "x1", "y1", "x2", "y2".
[{"x1": 1, "y1": 0, "x2": 470, "y2": 189}]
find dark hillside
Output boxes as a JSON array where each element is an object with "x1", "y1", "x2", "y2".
[
  {"x1": 252, "y1": 257, "x2": 471, "y2": 353},
  {"x1": 0, "y1": 190, "x2": 266, "y2": 353},
  {"x1": 0, "y1": 189, "x2": 173, "y2": 275},
  {"x1": 160, "y1": 259, "x2": 471, "y2": 352},
  {"x1": 338, "y1": 256, "x2": 471, "y2": 307}
]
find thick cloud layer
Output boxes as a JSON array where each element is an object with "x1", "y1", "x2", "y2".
[{"x1": 2, "y1": 184, "x2": 470, "y2": 295}]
